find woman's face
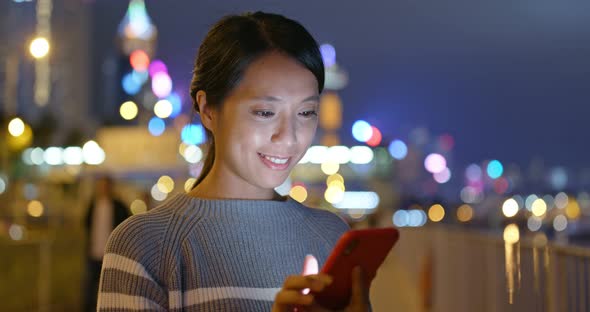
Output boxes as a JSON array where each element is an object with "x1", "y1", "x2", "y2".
[{"x1": 208, "y1": 52, "x2": 319, "y2": 196}]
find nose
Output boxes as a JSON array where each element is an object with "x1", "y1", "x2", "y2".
[{"x1": 271, "y1": 114, "x2": 297, "y2": 147}]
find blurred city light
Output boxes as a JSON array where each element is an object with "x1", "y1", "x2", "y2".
[
  {"x1": 130, "y1": 49, "x2": 150, "y2": 71},
  {"x1": 352, "y1": 120, "x2": 372, "y2": 142},
  {"x1": 167, "y1": 92, "x2": 183, "y2": 118},
  {"x1": 393, "y1": 210, "x2": 409, "y2": 227},
  {"x1": 555, "y1": 192, "x2": 569, "y2": 209},
  {"x1": 424, "y1": 153, "x2": 446, "y2": 174},
  {"x1": 349, "y1": 146, "x2": 374, "y2": 164},
  {"x1": 465, "y1": 164, "x2": 482, "y2": 182},
  {"x1": 82, "y1": 140, "x2": 106, "y2": 165},
  {"x1": 130, "y1": 199, "x2": 148, "y2": 215},
  {"x1": 151, "y1": 184, "x2": 167, "y2": 201},
  {"x1": 154, "y1": 99, "x2": 173, "y2": 118},
  {"x1": 320, "y1": 43, "x2": 336, "y2": 67},
  {"x1": 325, "y1": 185, "x2": 344, "y2": 204},
  {"x1": 149, "y1": 59, "x2": 168, "y2": 77},
  {"x1": 460, "y1": 186, "x2": 482, "y2": 204},
  {"x1": 31, "y1": 147, "x2": 44, "y2": 165},
  {"x1": 148, "y1": 117, "x2": 165, "y2": 136},
  {"x1": 565, "y1": 198, "x2": 581, "y2": 220},
  {"x1": 157, "y1": 175, "x2": 174, "y2": 193},
  {"x1": 122, "y1": 72, "x2": 142, "y2": 95},
  {"x1": 456, "y1": 204, "x2": 473, "y2": 222},
  {"x1": 120, "y1": 101, "x2": 139, "y2": 120},
  {"x1": 289, "y1": 185, "x2": 308, "y2": 203},
  {"x1": 550, "y1": 167, "x2": 568, "y2": 190},
  {"x1": 531, "y1": 198, "x2": 547, "y2": 217},
  {"x1": 487, "y1": 160, "x2": 504, "y2": 179},
  {"x1": 152, "y1": 72, "x2": 172, "y2": 98},
  {"x1": 44, "y1": 147, "x2": 63, "y2": 165},
  {"x1": 527, "y1": 216, "x2": 542, "y2": 232},
  {"x1": 321, "y1": 161, "x2": 340, "y2": 175},
  {"x1": 433, "y1": 168, "x2": 452, "y2": 184},
  {"x1": 503, "y1": 224, "x2": 520, "y2": 243},
  {"x1": 333, "y1": 192, "x2": 379, "y2": 209},
  {"x1": 183, "y1": 145, "x2": 203, "y2": 164},
  {"x1": 326, "y1": 145, "x2": 351, "y2": 164},
  {"x1": 184, "y1": 178, "x2": 197, "y2": 192},
  {"x1": 9, "y1": 224, "x2": 24, "y2": 240},
  {"x1": 388, "y1": 140, "x2": 408, "y2": 160},
  {"x1": 181, "y1": 124, "x2": 206, "y2": 145},
  {"x1": 502, "y1": 198, "x2": 519, "y2": 218},
  {"x1": 27, "y1": 200, "x2": 44, "y2": 217},
  {"x1": 408, "y1": 209, "x2": 427, "y2": 227},
  {"x1": 0, "y1": 176, "x2": 6, "y2": 194},
  {"x1": 428, "y1": 204, "x2": 445, "y2": 222},
  {"x1": 366, "y1": 126, "x2": 382, "y2": 147},
  {"x1": 63, "y1": 147, "x2": 84, "y2": 165},
  {"x1": 30, "y1": 37, "x2": 50, "y2": 59},
  {"x1": 525, "y1": 194, "x2": 538, "y2": 211},
  {"x1": 326, "y1": 173, "x2": 344, "y2": 186},
  {"x1": 8, "y1": 118, "x2": 25, "y2": 137},
  {"x1": 553, "y1": 215, "x2": 568, "y2": 232}
]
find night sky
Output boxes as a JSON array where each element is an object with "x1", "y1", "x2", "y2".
[{"x1": 93, "y1": 0, "x2": 590, "y2": 171}]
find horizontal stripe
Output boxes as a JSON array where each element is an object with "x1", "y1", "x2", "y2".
[
  {"x1": 100, "y1": 268, "x2": 166, "y2": 304},
  {"x1": 98, "y1": 293, "x2": 166, "y2": 311},
  {"x1": 102, "y1": 253, "x2": 156, "y2": 283},
  {"x1": 169, "y1": 287, "x2": 281, "y2": 309}
]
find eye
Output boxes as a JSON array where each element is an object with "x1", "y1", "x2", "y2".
[
  {"x1": 254, "y1": 111, "x2": 275, "y2": 118},
  {"x1": 299, "y1": 110, "x2": 318, "y2": 118}
]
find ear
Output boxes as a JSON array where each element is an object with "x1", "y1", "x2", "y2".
[{"x1": 196, "y1": 90, "x2": 216, "y2": 132}]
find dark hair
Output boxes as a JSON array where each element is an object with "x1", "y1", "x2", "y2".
[{"x1": 190, "y1": 12, "x2": 325, "y2": 188}]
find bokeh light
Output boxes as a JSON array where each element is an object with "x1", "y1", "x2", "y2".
[
  {"x1": 352, "y1": 120, "x2": 372, "y2": 142},
  {"x1": 154, "y1": 99, "x2": 173, "y2": 118},
  {"x1": 31, "y1": 147, "x2": 44, "y2": 165},
  {"x1": 27, "y1": 200, "x2": 44, "y2": 217},
  {"x1": 321, "y1": 161, "x2": 340, "y2": 175},
  {"x1": 149, "y1": 60, "x2": 168, "y2": 77},
  {"x1": 157, "y1": 176, "x2": 174, "y2": 193},
  {"x1": 525, "y1": 194, "x2": 539, "y2": 211},
  {"x1": 456, "y1": 204, "x2": 474, "y2": 222},
  {"x1": 333, "y1": 192, "x2": 379, "y2": 209},
  {"x1": 325, "y1": 185, "x2": 344, "y2": 204},
  {"x1": 428, "y1": 204, "x2": 445, "y2": 222},
  {"x1": 326, "y1": 146, "x2": 351, "y2": 164},
  {"x1": 181, "y1": 124, "x2": 206, "y2": 145},
  {"x1": 565, "y1": 198, "x2": 581, "y2": 220},
  {"x1": 424, "y1": 153, "x2": 447, "y2": 174},
  {"x1": 393, "y1": 210, "x2": 409, "y2": 227},
  {"x1": 531, "y1": 198, "x2": 547, "y2": 217},
  {"x1": 0, "y1": 176, "x2": 6, "y2": 194},
  {"x1": 8, "y1": 118, "x2": 25, "y2": 137},
  {"x1": 290, "y1": 185, "x2": 308, "y2": 203},
  {"x1": 502, "y1": 198, "x2": 519, "y2": 218},
  {"x1": 151, "y1": 184, "x2": 167, "y2": 201},
  {"x1": 120, "y1": 101, "x2": 139, "y2": 120},
  {"x1": 183, "y1": 145, "x2": 203, "y2": 164},
  {"x1": 388, "y1": 140, "x2": 408, "y2": 160},
  {"x1": 326, "y1": 173, "x2": 344, "y2": 187},
  {"x1": 152, "y1": 72, "x2": 172, "y2": 98},
  {"x1": 487, "y1": 160, "x2": 503, "y2": 179},
  {"x1": 82, "y1": 141, "x2": 105, "y2": 165},
  {"x1": 122, "y1": 72, "x2": 142, "y2": 95},
  {"x1": 349, "y1": 146, "x2": 374, "y2": 164},
  {"x1": 366, "y1": 126, "x2": 382, "y2": 147},
  {"x1": 409, "y1": 210, "x2": 428, "y2": 227},
  {"x1": 30, "y1": 37, "x2": 50, "y2": 58},
  {"x1": 130, "y1": 199, "x2": 148, "y2": 215},
  {"x1": 527, "y1": 216, "x2": 542, "y2": 232},
  {"x1": 503, "y1": 224, "x2": 520, "y2": 243},
  {"x1": 148, "y1": 117, "x2": 166, "y2": 136},
  {"x1": 465, "y1": 164, "x2": 482, "y2": 182},
  {"x1": 555, "y1": 192, "x2": 569, "y2": 209},
  {"x1": 130, "y1": 50, "x2": 150, "y2": 71},
  {"x1": 433, "y1": 168, "x2": 452, "y2": 184},
  {"x1": 44, "y1": 147, "x2": 63, "y2": 165},
  {"x1": 320, "y1": 43, "x2": 336, "y2": 67},
  {"x1": 550, "y1": 167, "x2": 568, "y2": 190},
  {"x1": 167, "y1": 93, "x2": 183, "y2": 118},
  {"x1": 553, "y1": 215, "x2": 568, "y2": 232},
  {"x1": 184, "y1": 178, "x2": 197, "y2": 192}
]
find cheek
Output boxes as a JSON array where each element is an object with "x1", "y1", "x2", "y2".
[{"x1": 297, "y1": 121, "x2": 318, "y2": 146}]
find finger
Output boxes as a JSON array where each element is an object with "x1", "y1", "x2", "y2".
[
  {"x1": 283, "y1": 274, "x2": 333, "y2": 292},
  {"x1": 349, "y1": 266, "x2": 370, "y2": 308},
  {"x1": 274, "y1": 289, "x2": 314, "y2": 307}
]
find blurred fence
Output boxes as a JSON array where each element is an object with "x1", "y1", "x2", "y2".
[{"x1": 392, "y1": 226, "x2": 590, "y2": 312}]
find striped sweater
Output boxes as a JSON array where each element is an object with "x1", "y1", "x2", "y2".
[{"x1": 97, "y1": 193, "x2": 350, "y2": 311}]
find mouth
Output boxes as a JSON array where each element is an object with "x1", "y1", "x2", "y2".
[{"x1": 258, "y1": 152, "x2": 292, "y2": 170}]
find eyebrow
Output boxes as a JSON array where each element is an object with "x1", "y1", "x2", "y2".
[{"x1": 253, "y1": 95, "x2": 320, "y2": 103}]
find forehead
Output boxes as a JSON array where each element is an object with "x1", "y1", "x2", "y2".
[{"x1": 230, "y1": 52, "x2": 319, "y2": 99}]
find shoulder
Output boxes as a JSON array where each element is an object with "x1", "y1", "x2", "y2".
[{"x1": 292, "y1": 200, "x2": 350, "y2": 240}]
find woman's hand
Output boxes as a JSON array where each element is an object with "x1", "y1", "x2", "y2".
[
  {"x1": 273, "y1": 267, "x2": 370, "y2": 312},
  {"x1": 271, "y1": 274, "x2": 333, "y2": 312}
]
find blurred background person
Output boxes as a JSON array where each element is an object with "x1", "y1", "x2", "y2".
[{"x1": 83, "y1": 175, "x2": 130, "y2": 311}]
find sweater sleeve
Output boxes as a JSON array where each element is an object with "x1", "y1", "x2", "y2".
[{"x1": 97, "y1": 214, "x2": 169, "y2": 311}]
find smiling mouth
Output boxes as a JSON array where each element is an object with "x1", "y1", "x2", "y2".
[{"x1": 258, "y1": 153, "x2": 291, "y2": 165}]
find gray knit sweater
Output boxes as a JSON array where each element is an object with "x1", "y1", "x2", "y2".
[{"x1": 97, "y1": 193, "x2": 350, "y2": 311}]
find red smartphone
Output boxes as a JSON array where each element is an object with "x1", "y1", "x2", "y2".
[{"x1": 313, "y1": 227, "x2": 399, "y2": 310}]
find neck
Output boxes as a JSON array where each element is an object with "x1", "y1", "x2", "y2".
[{"x1": 188, "y1": 166, "x2": 277, "y2": 200}]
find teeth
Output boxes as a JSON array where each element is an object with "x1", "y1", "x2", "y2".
[{"x1": 262, "y1": 154, "x2": 289, "y2": 164}]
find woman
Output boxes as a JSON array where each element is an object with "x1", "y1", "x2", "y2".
[{"x1": 97, "y1": 12, "x2": 370, "y2": 311}]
